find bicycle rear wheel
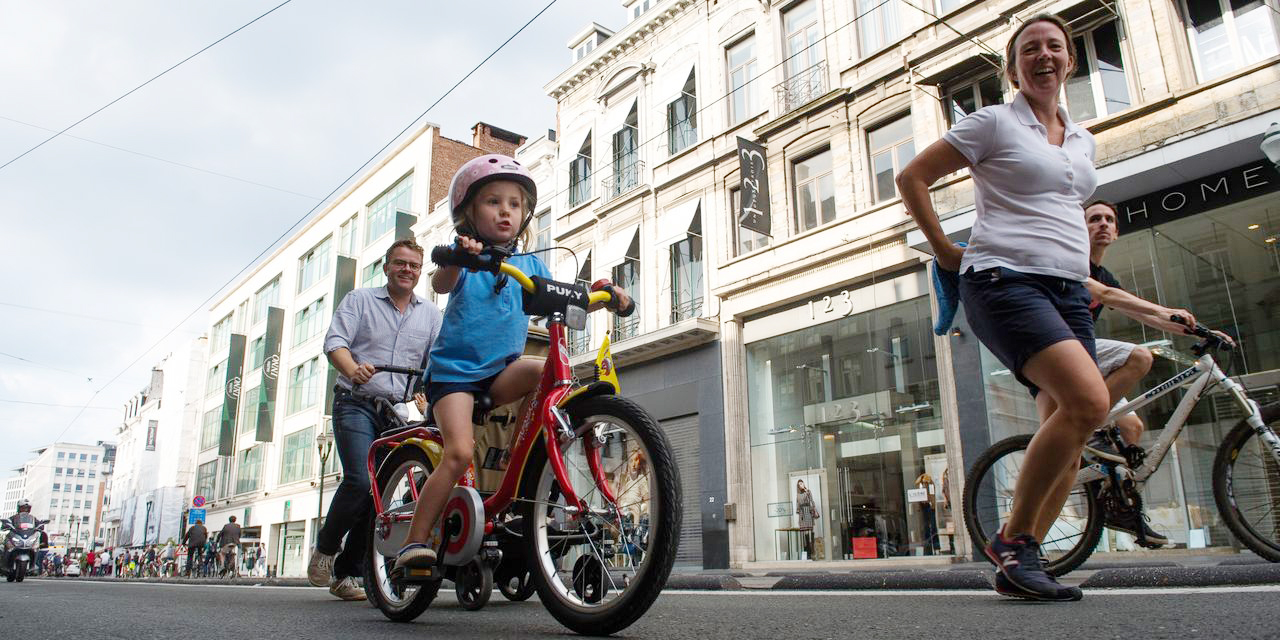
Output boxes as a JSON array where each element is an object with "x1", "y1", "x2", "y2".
[
  {"x1": 365, "y1": 444, "x2": 441, "y2": 622},
  {"x1": 519, "y1": 395, "x2": 681, "y2": 636},
  {"x1": 1213, "y1": 402, "x2": 1280, "y2": 562},
  {"x1": 963, "y1": 434, "x2": 1103, "y2": 576}
]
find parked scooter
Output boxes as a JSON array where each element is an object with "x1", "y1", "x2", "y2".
[{"x1": 2, "y1": 514, "x2": 48, "y2": 582}]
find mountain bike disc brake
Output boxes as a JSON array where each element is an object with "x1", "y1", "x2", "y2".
[{"x1": 440, "y1": 486, "x2": 485, "y2": 566}]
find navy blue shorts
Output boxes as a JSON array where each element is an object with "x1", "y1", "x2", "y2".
[
  {"x1": 958, "y1": 266, "x2": 1096, "y2": 396},
  {"x1": 423, "y1": 354, "x2": 521, "y2": 407}
]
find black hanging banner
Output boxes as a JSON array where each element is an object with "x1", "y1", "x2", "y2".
[
  {"x1": 217, "y1": 333, "x2": 247, "y2": 457},
  {"x1": 737, "y1": 136, "x2": 772, "y2": 236},
  {"x1": 255, "y1": 307, "x2": 284, "y2": 442}
]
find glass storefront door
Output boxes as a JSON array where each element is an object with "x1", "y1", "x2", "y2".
[
  {"x1": 279, "y1": 521, "x2": 305, "y2": 576},
  {"x1": 746, "y1": 271, "x2": 952, "y2": 561}
]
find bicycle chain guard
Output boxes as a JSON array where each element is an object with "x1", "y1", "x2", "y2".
[{"x1": 440, "y1": 486, "x2": 485, "y2": 566}]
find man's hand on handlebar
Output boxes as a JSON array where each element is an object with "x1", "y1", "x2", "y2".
[
  {"x1": 349, "y1": 362, "x2": 376, "y2": 385},
  {"x1": 591, "y1": 279, "x2": 636, "y2": 317}
]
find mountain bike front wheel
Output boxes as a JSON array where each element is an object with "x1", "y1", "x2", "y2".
[
  {"x1": 963, "y1": 433, "x2": 1104, "y2": 576},
  {"x1": 1214, "y1": 402, "x2": 1280, "y2": 562},
  {"x1": 519, "y1": 395, "x2": 681, "y2": 636}
]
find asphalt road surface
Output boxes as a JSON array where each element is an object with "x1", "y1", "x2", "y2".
[{"x1": 3, "y1": 579, "x2": 1278, "y2": 639}]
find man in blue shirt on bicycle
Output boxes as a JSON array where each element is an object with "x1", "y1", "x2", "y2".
[{"x1": 308, "y1": 238, "x2": 442, "y2": 601}]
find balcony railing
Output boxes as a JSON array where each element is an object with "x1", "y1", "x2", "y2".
[
  {"x1": 568, "y1": 329, "x2": 592, "y2": 357},
  {"x1": 601, "y1": 159, "x2": 645, "y2": 203},
  {"x1": 775, "y1": 60, "x2": 828, "y2": 114},
  {"x1": 670, "y1": 296, "x2": 703, "y2": 324},
  {"x1": 613, "y1": 315, "x2": 641, "y2": 342}
]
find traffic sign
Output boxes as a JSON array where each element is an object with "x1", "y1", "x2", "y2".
[
  {"x1": 188, "y1": 508, "x2": 206, "y2": 525},
  {"x1": 193, "y1": 495, "x2": 206, "y2": 507}
]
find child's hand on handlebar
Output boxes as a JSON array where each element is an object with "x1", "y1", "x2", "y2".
[{"x1": 456, "y1": 235, "x2": 485, "y2": 256}]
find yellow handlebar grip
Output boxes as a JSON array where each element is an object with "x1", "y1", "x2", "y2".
[{"x1": 498, "y1": 263, "x2": 536, "y2": 293}]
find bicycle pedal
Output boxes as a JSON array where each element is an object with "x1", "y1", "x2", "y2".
[{"x1": 392, "y1": 565, "x2": 438, "y2": 584}]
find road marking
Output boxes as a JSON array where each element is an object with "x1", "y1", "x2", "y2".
[{"x1": 39, "y1": 580, "x2": 1280, "y2": 597}]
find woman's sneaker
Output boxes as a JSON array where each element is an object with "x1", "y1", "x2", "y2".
[{"x1": 985, "y1": 528, "x2": 1083, "y2": 602}]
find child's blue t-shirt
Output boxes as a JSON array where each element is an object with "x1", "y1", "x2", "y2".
[{"x1": 427, "y1": 252, "x2": 551, "y2": 383}]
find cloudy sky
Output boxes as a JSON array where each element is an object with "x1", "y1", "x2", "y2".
[{"x1": 0, "y1": 0, "x2": 614, "y2": 477}]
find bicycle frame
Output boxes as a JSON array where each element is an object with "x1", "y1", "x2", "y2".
[
  {"x1": 367, "y1": 311, "x2": 608, "y2": 534},
  {"x1": 1074, "y1": 352, "x2": 1279, "y2": 489}
]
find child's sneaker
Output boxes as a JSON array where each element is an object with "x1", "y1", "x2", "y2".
[
  {"x1": 392, "y1": 543, "x2": 436, "y2": 574},
  {"x1": 985, "y1": 527, "x2": 1083, "y2": 602}
]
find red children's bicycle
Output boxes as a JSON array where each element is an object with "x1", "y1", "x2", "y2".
[{"x1": 362, "y1": 245, "x2": 681, "y2": 636}]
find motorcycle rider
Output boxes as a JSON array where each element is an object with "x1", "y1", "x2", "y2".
[{"x1": 3, "y1": 500, "x2": 45, "y2": 579}]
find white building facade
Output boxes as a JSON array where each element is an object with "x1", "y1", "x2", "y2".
[{"x1": 8, "y1": 442, "x2": 112, "y2": 552}]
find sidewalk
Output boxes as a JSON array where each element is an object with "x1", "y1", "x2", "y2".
[{"x1": 48, "y1": 552, "x2": 1280, "y2": 591}]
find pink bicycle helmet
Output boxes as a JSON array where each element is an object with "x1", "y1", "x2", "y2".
[{"x1": 448, "y1": 154, "x2": 537, "y2": 243}]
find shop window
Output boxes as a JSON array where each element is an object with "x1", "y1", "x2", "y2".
[
  {"x1": 793, "y1": 148, "x2": 835, "y2": 231},
  {"x1": 727, "y1": 34, "x2": 758, "y2": 125},
  {"x1": 253, "y1": 276, "x2": 280, "y2": 325},
  {"x1": 857, "y1": 0, "x2": 901, "y2": 56},
  {"x1": 667, "y1": 70, "x2": 698, "y2": 155},
  {"x1": 868, "y1": 114, "x2": 916, "y2": 203},
  {"x1": 235, "y1": 445, "x2": 263, "y2": 494},
  {"x1": 365, "y1": 173, "x2": 413, "y2": 246},
  {"x1": 297, "y1": 235, "x2": 332, "y2": 294},
  {"x1": 569, "y1": 134, "x2": 592, "y2": 207},
  {"x1": 781, "y1": 0, "x2": 825, "y2": 112},
  {"x1": 1182, "y1": 0, "x2": 1280, "y2": 82},
  {"x1": 612, "y1": 233, "x2": 641, "y2": 341},
  {"x1": 943, "y1": 73, "x2": 1004, "y2": 126},
  {"x1": 731, "y1": 188, "x2": 771, "y2": 256},
  {"x1": 670, "y1": 210, "x2": 703, "y2": 323},
  {"x1": 1065, "y1": 18, "x2": 1133, "y2": 122},
  {"x1": 610, "y1": 106, "x2": 641, "y2": 200}
]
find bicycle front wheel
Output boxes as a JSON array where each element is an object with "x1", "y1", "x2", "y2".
[
  {"x1": 963, "y1": 434, "x2": 1103, "y2": 576},
  {"x1": 519, "y1": 395, "x2": 681, "y2": 636},
  {"x1": 1213, "y1": 402, "x2": 1280, "y2": 562}
]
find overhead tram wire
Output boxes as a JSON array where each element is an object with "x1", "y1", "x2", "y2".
[
  {"x1": 0, "y1": 0, "x2": 294, "y2": 173},
  {"x1": 45, "y1": 0, "x2": 560, "y2": 445}
]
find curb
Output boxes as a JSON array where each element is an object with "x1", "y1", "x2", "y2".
[
  {"x1": 770, "y1": 571, "x2": 991, "y2": 590},
  {"x1": 1081, "y1": 563, "x2": 1280, "y2": 589}
]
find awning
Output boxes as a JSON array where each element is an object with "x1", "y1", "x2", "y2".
[
  {"x1": 655, "y1": 198, "x2": 701, "y2": 245},
  {"x1": 599, "y1": 223, "x2": 639, "y2": 268},
  {"x1": 913, "y1": 53, "x2": 1001, "y2": 86},
  {"x1": 656, "y1": 63, "x2": 695, "y2": 102},
  {"x1": 602, "y1": 98, "x2": 638, "y2": 136}
]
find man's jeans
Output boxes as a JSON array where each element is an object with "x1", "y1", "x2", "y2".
[{"x1": 316, "y1": 393, "x2": 385, "y2": 580}]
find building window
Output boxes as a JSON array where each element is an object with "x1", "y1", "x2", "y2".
[
  {"x1": 249, "y1": 336, "x2": 266, "y2": 370},
  {"x1": 195, "y1": 460, "x2": 217, "y2": 499},
  {"x1": 79, "y1": 453, "x2": 87, "y2": 461},
  {"x1": 793, "y1": 148, "x2": 836, "y2": 231},
  {"x1": 57, "y1": 452, "x2": 65, "y2": 460},
  {"x1": 569, "y1": 134, "x2": 592, "y2": 207},
  {"x1": 670, "y1": 210, "x2": 704, "y2": 323},
  {"x1": 1065, "y1": 18, "x2": 1132, "y2": 122},
  {"x1": 210, "y1": 313, "x2": 233, "y2": 352},
  {"x1": 938, "y1": 0, "x2": 967, "y2": 14},
  {"x1": 782, "y1": 0, "x2": 825, "y2": 111},
  {"x1": 632, "y1": 0, "x2": 652, "y2": 20},
  {"x1": 1183, "y1": 0, "x2": 1280, "y2": 81},
  {"x1": 533, "y1": 209, "x2": 552, "y2": 253},
  {"x1": 728, "y1": 34, "x2": 758, "y2": 125},
  {"x1": 52, "y1": 483, "x2": 60, "y2": 491},
  {"x1": 253, "y1": 276, "x2": 280, "y2": 325},
  {"x1": 200, "y1": 407, "x2": 221, "y2": 451},
  {"x1": 239, "y1": 386, "x2": 261, "y2": 435},
  {"x1": 91, "y1": 455, "x2": 98, "y2": 463},
  {"x1": 944, "y1": 73, "x2": 1004, "y2": 126},
  {"x1": 667, "y1": 70, "x2": 698, "y2": 155},
  {"x1": 857, "y1": 0, "x2": 902, "y2": 56},
  {"x1": 868, "y1": 114, "x2": 916, "y2": 203},
  {"x1": 297, "y1": 236, "x2": 332, "y2": 293},
  {"x1": 362, "y1": 258, "x2": 385, "y2": 289},
  {"x1": 366, "y1": 174, "x2": 413, "y2": 246},
  {"x1": 288, "y1": 357, "x2": 322, "y2": 414},
  {"x1": 568, "y1": 254, "x2": 593, "y2": 356},
  {"x1": 205, "y1": 361, "x2": 225, "y2": 398},
  {"x1": 293, "y1": 296, "x2": 327, "y2": 347},
  {"x1": 574, "y1": 38, "x2": 595, "y2": 62},
  {"x1": 338, "y1": 214, "x2": 359, "y2": 256},
  {"x1": 235, "y1": 445, "x2": 263, "y2": 494},
  {"x1": 55, "y1": 467, "x2": 62, "y2": 475},
  {"x1": 280, "y1": 426, "x2": 316, "y2": 484},
  {"x1": 731, "y1": 188, "x2": 771, "y2": 256},
  {"x1": 612, "y1": 233, "x2": 641, "y2": 341},
  {"x1": 610, "y1": 105, "x2": 641, "y2": 200}
]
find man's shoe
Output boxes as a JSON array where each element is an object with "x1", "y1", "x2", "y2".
[
  {"x1": 1105, "y1": 509, "x2": 1169, "y2": 548},
  {"x1": 329, "y1": 576, "x2": 366, "y2": 601},
  {"x1": 984, "y1": 528, "x2": 1083, "y2": 602},
  {"x1": 307, "y1": 548, "x2": 334, "y2": 587}
]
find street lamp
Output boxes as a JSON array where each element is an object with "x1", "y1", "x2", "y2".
[
  {"x1": 316, "y1": 422, "x2": 334, "y2": 527},
  {"x1": 1261, "y1": 122, "x2": 1280, "y2": 168}
]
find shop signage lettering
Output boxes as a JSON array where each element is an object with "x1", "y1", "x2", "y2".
[
  {"x1": 737, "y1": 137, "x2": 772, "y2": 236},
  {"x1": 804, "y1": 397, "x2": 866, "y2": 425},
  {"x1": 767, "y1": 501, "x2": 791, "y2": 517},
  {"x1": 808, "y1": 290, "x2": 856, "y2": 320},
  {"x1": 1117, "y1": 161, "x2": 1280, "y2": 234}
]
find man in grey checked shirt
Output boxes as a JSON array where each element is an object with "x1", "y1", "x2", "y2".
[{"x1": 307, "y1": 238, "x2": 442, "y2": 601}]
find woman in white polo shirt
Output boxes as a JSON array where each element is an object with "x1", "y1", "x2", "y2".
[{"x1": 897, "y1": 13, "x2": 1171, "y2": 602}]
